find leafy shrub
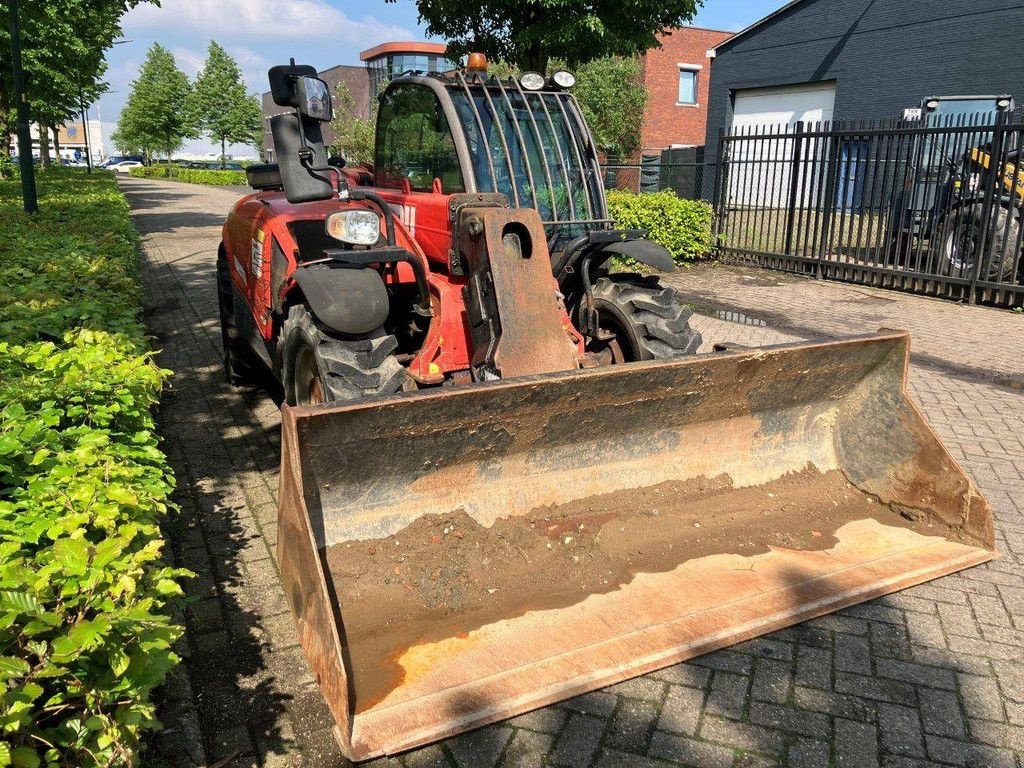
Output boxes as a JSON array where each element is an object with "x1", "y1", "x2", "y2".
[
  {"x1": 127, "y1": 165, "x2": 169, "y2": 179},
  {"x1": 128, "y1": 166, "x2": 245, "y2": 186},
  {"x1": 174, "y1": 168, "x2": 246, "y2": 186},
  {"x1": 0, "y1": 170, "x2": 185, "y2": 767},
  {"x1": 607, "y1": 189, "x2": 715, "y2": 262}
]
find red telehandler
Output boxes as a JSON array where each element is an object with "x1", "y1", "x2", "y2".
[{"x1": 218, "y1": 58, "x2": 994, "y2": 760}]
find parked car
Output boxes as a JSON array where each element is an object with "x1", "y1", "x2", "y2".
[
  {"x1": 100, "y1": 155, "x2": 145, "y2": 168},
  {"x1": 109, "y1": 160, "x2": 144, "y2": 174}
]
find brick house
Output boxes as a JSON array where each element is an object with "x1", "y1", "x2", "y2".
[{"x1": 638, "y1": 26, "x2": 733, "y2": 155}]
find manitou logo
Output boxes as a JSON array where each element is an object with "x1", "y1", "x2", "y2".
[{"x1": 390, "y1": 203, "x2": 416, "y2": 236}]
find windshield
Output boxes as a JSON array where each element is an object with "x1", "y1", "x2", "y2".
[
  {"x1": 921, "y1": 98, "x2": 1006, "y2": 173},
  {"x1": 449, "y1": 83, "x2": 605, "y2": 240}
]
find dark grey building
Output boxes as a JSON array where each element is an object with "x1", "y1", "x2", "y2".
[{"x1": 704, "y1": 0, "x2": 1024, "y2": 170}]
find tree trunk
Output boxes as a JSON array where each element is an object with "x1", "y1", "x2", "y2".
[
  {"x1": 51, "y1": 125, "x2": 60, "y2": 160},
  {"x1": 221, "y1": 136, "x2": 226, "y2": 169},
  {"x1": 38, "y1": 121, "x2": 50, "y2": 168}
]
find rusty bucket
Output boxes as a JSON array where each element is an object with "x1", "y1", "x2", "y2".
[{"x1": 277, "y1": 330, "x2": 994, "y2": 761}]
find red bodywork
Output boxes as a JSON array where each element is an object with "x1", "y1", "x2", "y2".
[{"x1": 221, "y1": 173, "x2": 580, "y2": 384}]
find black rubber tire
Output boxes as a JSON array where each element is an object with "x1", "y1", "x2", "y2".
[
  {"x1": 586, "y1": 275, "x2": 702, "y2": 363},
  {"x1": 279, "y1": 305, "x2": 406, "y2": 406},
  {"x1": 938, "y1": 205, "x2": 1019, "y2": 283},
  {"x1": 216, "y1": 250, "x2": 259, "y2": 386}
]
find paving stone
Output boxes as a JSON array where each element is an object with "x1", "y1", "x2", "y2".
[
  {"x1": 446, "y1": 725, "x2": 512, "y2": 768},
  {"x1": 795, "y1": 645, "x2": 832, "y2": 690},
  {"x1": 958, "y1": 672, "x2": 1007, "y2": 723},
  {"x1": 549, "y1": 714, "x2": 605, "y2": 768},
  {"x1": 506, "y1": 706, "x2": 568, "y2": 734},
  {"x1": 750, "y1": 658, "x2": 792, "y2": 704},
  {"x1": 924, "y1": 735, "x2": 1018, "y2": 768},
  {"x1": 704, "y1": 671, "x2": 750, "y2": 720},
  {"x1": 919, "y1": 689, "x2": 967, "y2": 738},
  {"x1": 787, "y1": 737, "x2": 831, "y2": 768},
  {"x1": 647, "y1": 731, "x2": 734, "y2": 767},
  {"x1": 836, "y1": 634, "x2": 873, "y2": 675},
  {"x1": 498, "y1": 729, "x2": 554, "y2": 768},
  {"x1": 690, "y1": 649, "x2": 754, "y2": 676},
  {"x1": 560, "y1": 690, "x2": 618, "y2": 718},
  {"x1": 835, "y1": 719, "x2": 879, "y2": 768},
  {"x1": 698, "y1": 715, "x2": 785, "y2": 756},
  {"x1": 605, "y1": 698, "x2": 658, "y2": 753},
  {"x1": 747, "y1": 701, "x2": 830, "y2": 739},
  {"x1": 656, "y1": 684, "x2": 705, "y2": 737},
  {"x1": 878, "y1": 703, "x2": 926, "y2": 758}
]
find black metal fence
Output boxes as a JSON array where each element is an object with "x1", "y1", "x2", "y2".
[
  {"x1": 603, "y1": 147, "x2": 714, "y2": 200},
  {"x1": 713, "y1": 113, "x2": 1024, "y2": 307}
]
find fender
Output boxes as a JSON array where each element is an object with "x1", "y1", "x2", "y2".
[
  {"x1": 555, "y1": 231, "x2": 676, "y2": 280},
  {"x1": 291, "y1": 264, "x2": 390, "y2": 336},
  {"x1": 597, "y1": 238, "x2": 676, "y2": 272}
]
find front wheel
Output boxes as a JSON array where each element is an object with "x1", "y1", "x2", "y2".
[
  {"x1": 583, "y1": 275, "x2": 702, "y2": 364},
  {"x1": 217, "y1": 251, "x2": 259, "y2": 386},
  {"x1": 279, "y1": 305, "x2": 406, "y2": 406},
  {"x1": 937, "y1": 205, "x2": 1019, "y2": 283}
]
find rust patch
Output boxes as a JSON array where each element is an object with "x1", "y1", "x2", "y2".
[{"x1": 323, "y1": 465, "x2": 961, "y2": 713}]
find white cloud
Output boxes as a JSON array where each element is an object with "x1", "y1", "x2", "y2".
[{"x1": 124, "y1": 0, "x2": 412, "y2": 44}]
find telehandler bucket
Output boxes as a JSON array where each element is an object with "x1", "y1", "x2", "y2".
[{"x1": 277, "y1": 330, "x2": 994, "y2": 761}]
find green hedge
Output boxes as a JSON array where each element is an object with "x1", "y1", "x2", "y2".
[
  {"x1": 129, "y1": 166, "x2": 245, "y2": 186},
  {"x1": 607, "y1": 189, "x2": 714, "y2": 263},
  {"x1": 0, "y1": 169, "x2": 186, "y2": 767}
]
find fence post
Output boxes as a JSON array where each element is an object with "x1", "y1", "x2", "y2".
[
  {"x1": 815, "y1": 127, "x2": 842, "y2": 279},
  {"x1": 712, "y1": 127, "x2": 727, "y2": 256},
  {"x1": 967, "y1": 110, "x2": 1007, "y2": 305},
  {"x1": 783, "y1": 122, "x2": 805, "y2": 256}
]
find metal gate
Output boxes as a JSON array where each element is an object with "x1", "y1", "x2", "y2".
[{"x1": 713, "y1": 113, "x2": 1024, "y2": 307}]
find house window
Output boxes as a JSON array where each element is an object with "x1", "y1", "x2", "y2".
[{"x1": 677, "y1": 66, "x2": 700, "y2": 105}]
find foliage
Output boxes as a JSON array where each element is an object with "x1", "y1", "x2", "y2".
[
  {"x1": 607, "y1": 189, "x2": 714, "y2": 262},
  {"x1": 128, "y1": 166, "x2": 246, "y2": 186},
  {"x1": 572, "y1": 56, "x2": 647, "y2": 158},
  {"x1": 114, "y1": 44, "x2": 195, "y2": 162},
  {"x1": 329, "y1": 80, "x2": 375, "y2": 166},
  {"x1": 393, "y1": 0, "x2": 702, "y2": 71},
  {"x1": 187, "y1": 42, "x2": 262, "y2": 166},
  {"x1": 0, "y1": 1, "x2": 153, "y2": 160},
  {"x1": 0, "y1": 169, "x2": 186, "y2": 766}
]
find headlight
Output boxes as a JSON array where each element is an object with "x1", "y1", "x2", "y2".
[
  {"x1": 519, "y1": 71, "x2": 545, "y2": 91},
  {"x1": 551, "y1": 70, "x2": 576, "y2": 89},
  {"x1": 326, "y1": 209, "x2": 381, "y2": 246}
]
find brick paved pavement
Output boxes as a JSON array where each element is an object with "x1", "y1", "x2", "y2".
[{"x1": 124, "y1": 178, "x2": 1024, "y2": 768}]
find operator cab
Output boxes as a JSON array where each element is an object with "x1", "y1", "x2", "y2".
[{"x1": 373, "y1": 54, "x2": 608, "y2": 252}]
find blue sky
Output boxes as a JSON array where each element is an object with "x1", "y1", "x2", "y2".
[{"x1": 100, "y1": 0, "x2": 781, "y2": 157}]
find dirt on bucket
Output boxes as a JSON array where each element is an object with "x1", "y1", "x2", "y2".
[{"x1": 322, "y1": 465, "x2": 952, "y2": 713}]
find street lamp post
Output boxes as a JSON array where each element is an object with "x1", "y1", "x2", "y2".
[{"x1": 8, "y1": 0, "x2": 37, "y2": 212}]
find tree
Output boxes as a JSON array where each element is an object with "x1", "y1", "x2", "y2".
[
  {"x1": 116, "y1": 44, "x2": 194, "y2": 162},
  {"x1": 392, "y1": 0, "x2": 702, "y2": 71},
  {"x1": 573, "y1": 56, "x2": 648, "y2": 158},
  {"x1": 0, "y1": 1, "x2": 151, "y2": 162},
  {"x1": 188, "y1": 41, "x2": 262, "y2": 167},
  {"x1": 329, "y1": 80, "x2": 376, "y2": 165}
]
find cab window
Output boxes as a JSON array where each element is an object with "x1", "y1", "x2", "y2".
[{"x1": 375, "y1": 84, "x2": 465, "y2": 193}]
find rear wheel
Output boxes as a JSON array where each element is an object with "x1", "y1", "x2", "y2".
[
  {"x1": 585, "y1": 275, "x2": 702, "y2": 364},
  {"x1": 280, "y1": 305, "x2": 406, "y2": 406},
  {"x1": 938, "y1": 205, "x2": 1019, "y2": 282},
  {"x1": 216, "y1": 250, "x2": 258, "y2": 386}
]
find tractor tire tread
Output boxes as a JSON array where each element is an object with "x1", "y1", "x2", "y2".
[
  {"x1": 592, "y1": 275, "x2": 702, "y2": 359},
  {"x1": 282, "y1": 305, "x2": 405, "y2": 404}
]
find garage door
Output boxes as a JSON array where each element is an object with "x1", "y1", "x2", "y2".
[
  {"x1": 731, "y1": 82, "x2": 836, "y2": 128},
  {"x1": 728, "y1": 83, "x2": 836, "y2": 208}
]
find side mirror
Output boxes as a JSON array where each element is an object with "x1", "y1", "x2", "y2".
[{"x1": 296, "y1": 76, "x2": 332, "y2": 122}]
